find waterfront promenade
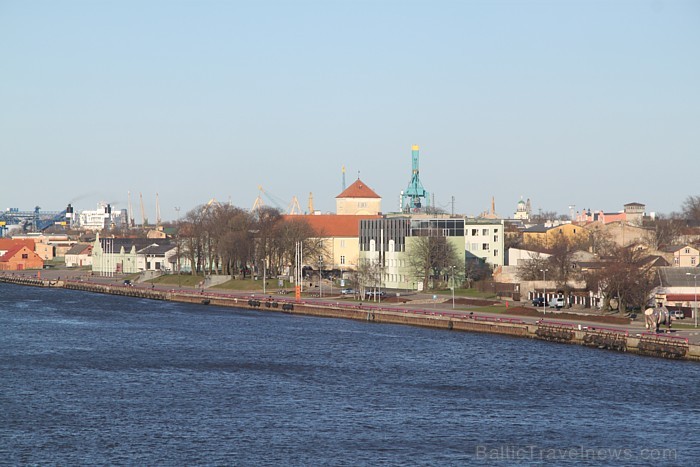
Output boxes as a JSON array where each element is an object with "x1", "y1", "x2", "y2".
[{"x1": 3, "y1": 268, "x2": 699, "y2": 360}]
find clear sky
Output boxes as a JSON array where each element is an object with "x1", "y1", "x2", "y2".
[{"x1": 1, "y1": 0, "x2": 698, "y2": 221}]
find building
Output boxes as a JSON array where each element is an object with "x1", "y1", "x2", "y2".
[
  {"x1": 137, "y1": 244, "x2": 178, "y2": 272},
  {"x1": 78, "y1": 203, "x2": 128, "y2": 231},
  {"x1": 91, "y1": 234, "x2": 165, "y2": 274},
  {"x1": 575, "y1": 202, "x2": 647, "y2": 226},
  {"x1": 523, "y1": 223, "x2": 590, "y2": 248},
  {"x1": 335, "y1": 178, "x2": 382, "y2": 215},
  {"x1": 513, "y1": 197, "x2": 531, "y2": 221},
  {"x1": 359, "y1": 216, "x2": 465, "y2": 291},
  {"x1": 0, "y1": 245, "x2": 44, "y2": 270},
  {"x1": 287, "y1": 214, "x2": 382, "y2": 275},
  {"x1": 464, "y1": 218, "x2": 505, "y2": 268},
  {"x1": 64, "y1": 244, "x2": 93, "y2": 267},
  {"x1": 660, "y1": 244, "x2": 700, "y2": 268},
  {"x1": 653, "y1": 267, "x2": 700, "y2": 315},
  {"x1": 623, "y1": 202, "x2": 646, "y2": 226}
]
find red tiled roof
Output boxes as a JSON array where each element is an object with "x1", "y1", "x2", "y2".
[
  {"x1": 283, "y1": 214, "x2": 382, "y2": 237},
  {"x1": 0, "y1": 239, "x2": 35, "y2": 251},
  {"x1": 335, "y1": 179, "x2": 380, "y2": 199},
  {"x1": 0, "y1": 245, "x2": 29, "y2": 261}
]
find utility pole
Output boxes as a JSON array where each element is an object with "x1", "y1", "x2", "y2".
[{"x1": 540, "y1": 269, "x2": 548, "y2": 316}]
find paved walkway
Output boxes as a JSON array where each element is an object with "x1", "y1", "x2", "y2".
[{"x1": 6, "y1": 268, "x2": 700, "y2": 344}]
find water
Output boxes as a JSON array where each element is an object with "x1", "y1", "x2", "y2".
[{"x1": 1, "y1": 283, "x2": 699, "y2": 465}]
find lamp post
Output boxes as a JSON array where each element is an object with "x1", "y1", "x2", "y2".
[
  {"x1": 451, "y1": 265, "x2": 456, "y2": 309},
  {"x1": 263, "y1": 258, "x2": 266, "y2": 295},
  {"x1": 687, "y1": 272, "x2": 698, "y2": 328},
  {"x1": 540, "y1": 269, "x2": 548, "y2": 316},
  {"x1": 318, "y1": 256, "x2": 323, "y2": 298}
]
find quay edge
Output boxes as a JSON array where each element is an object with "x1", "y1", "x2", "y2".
[{"x1": 2, "y1": 276, "x2": 699, "y2": 363}]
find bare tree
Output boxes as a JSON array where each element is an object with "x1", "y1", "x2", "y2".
[
  {"x1": 530, "y1": 210, "x2": 559, "y2": 223},
  {"x1": 644, "y1": 214, "x2": 685, "y2": 249},
  {"x1": 407, "y1": 235, "x2": 462, "y2": 290},
  {"x1": 585, "y1": 246, "x2": 658, "y2": 313},
  {"x1": 682, "y1": 195, "x2": 700, "y2": 221}
]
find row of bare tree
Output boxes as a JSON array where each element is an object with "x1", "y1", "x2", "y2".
[{"x1": 178, "y1": 204, "x2": 322, "y2": 277}]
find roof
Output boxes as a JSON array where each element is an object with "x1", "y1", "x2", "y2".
[
  {"x1": 0, "y1": 245, "x2": 35, "y2": 262},
  {"x1": 335, "y1": 178, "x2": 381, "y2": 199},
  {"x1": 138, "y1": 244, "x2": 177, "y2": 255},
  {"x1": 65, "y1": 244, "x2": 92, "y2": 255},
  {"x1": 523, "y1": 224, "x2": 549, "y2": 233},
  {"x1": 659, "y1": 244, "x2": 697, "y2": 253},
  {"x1": 0, "y1": 238, "x2": 35, "y2": 251},
  {"x1": 657, "y1": 267, "x2": 700, "y2": 287},
  {"x1": 624, "y1": 202, "x2": 645, "y2": 207},
  {"x1": 99, "y1": 237, "x2": 168, "y2": 252},
  {"x1": 283, "y1": 214, "x2": 382, "y2": 237}
]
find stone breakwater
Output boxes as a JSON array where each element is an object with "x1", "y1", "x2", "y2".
[{"x1": 3, "y1": 275, "x2": 699, "y2": 363}]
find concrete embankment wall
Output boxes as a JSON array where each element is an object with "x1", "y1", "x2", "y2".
[{"x1": 2, "y1": 276, "x2": 698, "y2": 362}]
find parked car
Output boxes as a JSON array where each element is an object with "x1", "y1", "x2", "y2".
[
  {"x1": 672, "y1": 310, "x2": 685, "y2": 320},
  {"x1": 549, "y1": 297, "x2": 565, "y2": 310},
  {"x1": 123, "y1": 279, "x2": 133, "y2": 287},
  {"x1": 341, "y1": 288, "x2": 356, "y2": 295},
  {"x1": 532, "y1": 297, "x2": 545, "y2": 307},
  {"x1": 365, "y1": 290, "x2": 386, "y2": 298}
]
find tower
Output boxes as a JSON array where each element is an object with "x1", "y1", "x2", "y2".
[{"x1": 401, "y1": 145, "x2": 430, "y2": 212}]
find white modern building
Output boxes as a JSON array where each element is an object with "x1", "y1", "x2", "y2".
[{"x1": 464, "y1": 218, "x2": 505, "y2": 268}]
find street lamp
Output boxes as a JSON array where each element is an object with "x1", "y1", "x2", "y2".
[
  {"x1": 540, "y1": 269, "x2": 548, "y2": 316},
  {"x1": 451, "y1": 265, "x2": 456, "y2": 309},
  {"x1": 318, "y1": 256, "x2": 323, "y2": 298},
  {"x1": 687, "y1": 272, "x2": 698, "y2": 328}
]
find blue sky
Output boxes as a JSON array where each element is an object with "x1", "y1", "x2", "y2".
[{"x1": 1, "y1": 0, "x2": 698, "y2": 220}]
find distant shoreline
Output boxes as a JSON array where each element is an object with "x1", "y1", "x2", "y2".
[{"x1": 2, "y1": 274, "x2": 698, "y2": 363}]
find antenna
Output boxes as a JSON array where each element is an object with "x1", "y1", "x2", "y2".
[
  {"x1": 139, "y1": 192, "x2": 147, "y2": 226},
  {"x1": 127, "y1": 191, "x2": 133, "y2": 228},
  {"x1": 156, "y1": 193, "x2": 161, "y2": 227}
]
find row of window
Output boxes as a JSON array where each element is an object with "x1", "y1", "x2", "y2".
[{"x1": 468, "y1": 228, "x2": 500, "y2": 236}]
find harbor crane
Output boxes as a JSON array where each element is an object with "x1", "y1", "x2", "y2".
[{"x1": 252, "y1": 186, "x2": 303, "y2": 214}]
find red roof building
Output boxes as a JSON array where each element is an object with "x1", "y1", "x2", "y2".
[
  {"x1": 0, "y1": 245, "x2": 44, "y2": 270},
  {"x1": 283, "y1": 214, "x2": 382, "y2": 271},
  {"x1": 335, "y1": 178, "x2": 382, "y2": 215}
]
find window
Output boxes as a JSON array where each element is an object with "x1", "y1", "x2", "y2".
[
  {"x1": 494, "y1": 250, "x2": 498, "y2": 257},
  {"x1": 472, "y1": 229, "x2": 478, "y2": 236},
  {"x1": 482, "y1": 229, "x2": 489, "y2": 235},
  {"x1": 471, "y1": 243, "x2": 479, "y2": 251},
  {"x1": 340, "y1": 240, "x2": 346, "y2": 248},
  {"x1": 685, "y1": 248, "x2": 690, "y2": 254},
  {"x1": 340, "y1": 256, "x2": 346, "y2": 265},
  {"x1": 482, "y1": 243, "x2": 490, "y2": 250},
  {"x1": 493, "y1": 235, "x2": 498, "y2": 242},
  {"x1": 21, "y1": 254, "x2": 28, "y2": 259},
  {"x1": 692, "y1": 257, "x2": 696, "y2": 266}
]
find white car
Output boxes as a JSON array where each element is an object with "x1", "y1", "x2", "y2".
[{"x1": 672, "y1": 310, "x2": 685, "y2": 320}]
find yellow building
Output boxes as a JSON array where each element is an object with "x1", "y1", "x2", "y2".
[
  {"x1": 523, "y1": 223, "x2": 590, "y2": 248},
  {"x1": 335, "y1": 178, "x2": 382, "y2": 215}
]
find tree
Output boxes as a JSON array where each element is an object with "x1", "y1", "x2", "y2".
[
  {"x1": 585, "y1": 246, "x2": 658, "y2": 313},
  {"x1": 407, "y1": 235, "x2": 462, "y2": 290},
  {"x1": 682, "y1": 195, "x2": 700, "y2": 221},
  {"x1": 530, "y1": 210, "x2": 559, "y2": 223},
  {"x1": 644, "y1": 214, "x2": 684, "y2": 249}
]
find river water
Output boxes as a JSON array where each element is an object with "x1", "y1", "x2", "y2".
[{"x1": 1, "y1": 283, "x2": 698, "y2": 465}]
